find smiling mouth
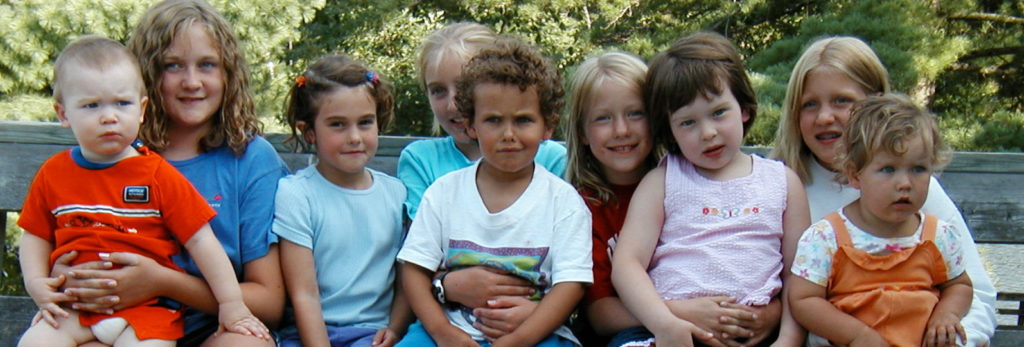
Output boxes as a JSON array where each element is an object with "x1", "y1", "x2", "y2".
[
  {"x1": 608, "y1": 144, "x2": 637, "y2": 153},
  {"x1": 815, "y1": 132, "x2": 841, "y2": 141}
]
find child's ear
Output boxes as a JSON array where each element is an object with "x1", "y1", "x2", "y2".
[
  {"x1": 544, "y1": 121, "x2": 554, "y2": 140},
  {"x1": 139, "y1": 96, "x2": 148, "y2": 124},
  {"x1": 466, "y1": 121, "x2": 478, "y2": 140},
  {"x1": 845, "y1": 164, "x2": 862, "y2": 189},
  {"x1": 297, "y1": 121, "x2": 316, "y2": 144},
  {"x1": 54, "y1": 103, "x2": 70, "y2": 128},
  {"x1": 741, "y1": 108, "x2": 751, "y2": 123}
]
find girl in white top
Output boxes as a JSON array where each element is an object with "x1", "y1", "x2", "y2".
[{"x1": 769, "y1": 35, "x2": 996, "y2": 346}]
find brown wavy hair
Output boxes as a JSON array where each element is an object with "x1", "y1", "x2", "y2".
[
  {"x1": 454, "y1": 36, "x2": 563, "y2": 129},
  {"x1": 283, "y1": 55, "x2": 395, "y2": 152},
  {"x1": 835, "y1": 93, "x2": 950, "y2": 185},
  {"x1": 645, "y1": 31, "x2": 757, "y2": 155},
  {"x1": 127, "y1": 0, "x2": 260, "y2": 155}
]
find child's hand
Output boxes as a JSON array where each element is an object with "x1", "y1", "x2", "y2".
[
  {"x1": 721, "y1": 298, "x2": 782, "y2": 346},
  {"x1": 217, "y1": 301, "x2": 271, "y2": 341},
  {"x1": 26, "y1": 274, "x2": 74, "y2": 328},
  {"x1": 472, "y1": 296, "x2": 537, "y2": 339},
  {"x1": 433, "y1": 325, "x2": 480, "y2": 347},
  {"x1": 925, "y1": 311, "x2": 966, "y2": 347},
  {"x1": 444, "y1": 267, "x2": 534, "y2": 308},
  {"x1": 849, "y1": 327, "x2": 889, "y2": 347},
  {"x1": 371, "y1": 327, "x2": 399, "y2": 347},
  {"x1": 665, "y1": 296, "x2": 755, "y2": 341},
  {"x1": 651, "y1": 318, "x2": 714, "y2": 347}
]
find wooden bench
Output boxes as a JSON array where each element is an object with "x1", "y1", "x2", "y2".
[{"x1": 2, "y1": 120, "x2": 1022, "y2": 345}]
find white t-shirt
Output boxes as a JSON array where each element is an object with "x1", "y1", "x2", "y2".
[{"x1": 398, "y1": 162, "x2": 592, "y2": 344}]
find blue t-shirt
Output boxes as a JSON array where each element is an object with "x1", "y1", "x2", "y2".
[
  {"x1": 168, "y1": 136, "x2": 289, "y2": 333},
  {"x1": 397, "y1": 136, "x2": 566, "y2": 219},
  {"x1": 273, "y1": 166, "x2": 406, "y2": 337}
]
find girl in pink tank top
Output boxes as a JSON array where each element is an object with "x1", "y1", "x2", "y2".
[{"x1": 611, "y1": 31, "x2": 811, "y2": 347}]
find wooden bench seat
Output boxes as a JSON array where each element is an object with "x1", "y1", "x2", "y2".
[{"x1": 2, "y1": 120, "x2": 1022, "y2": 345}]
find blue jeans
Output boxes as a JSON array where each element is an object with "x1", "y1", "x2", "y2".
[{"x1": 396, "y1": 321, "x2": 575, "y2": 347}]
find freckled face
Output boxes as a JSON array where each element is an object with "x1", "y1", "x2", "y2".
[
  {"x1": 583, "y1": 79, "x2": 652, "y2": 185},
  {"x1": 798, "y1": 67, "x2": 869, "y2": 169},
  {"x1": 159, "y1": 24, "x2": 225, "y2": 131}
]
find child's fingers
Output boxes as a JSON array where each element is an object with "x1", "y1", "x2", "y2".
[
  {"x1": 473, "y1": 321, "x2": 508, "y2": 339},
  {"x1": 39, "y1": 309, "x2": 60, "y2": 328},
  {"x1": 955, "y1": 323, "x2": 967, "y2": 345},
  {"x1": 229, "y1": 317, "x2": 271, "y2": 341},
  {"x1": 372, "y1": 329, "x2": 387, "y2": 346}
]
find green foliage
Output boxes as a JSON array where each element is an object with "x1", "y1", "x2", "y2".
[
  {"x1": 3, "y1": 213, "x2": 26, "y2": 295},
  {"x1": 0, "y1": 0, "x2": 1020, "y2": 149}
]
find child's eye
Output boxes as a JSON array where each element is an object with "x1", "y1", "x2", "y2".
[
  {"x1": 515, "y1": 116, "x2": 534, "y2": 124},
  {"x1": 429, "y1": 86, "x2": 447, "y2": 97},
  {"x1": 592, "y1": 114, "x2": 611, "y2": 123},
  {"x1": 912, "y1": 165, "x2": 929, "y2": 174},
  {"x1": 627, "y1": 110, "x2": 645, "y2": 119},
  {"x1": 163, "y1": 62, "x2": 181, "y2": 71},
  {"x1": 358, "y1": 118, "x2": 376, "y2": 127},
  {"x1": 484, "y1": 116, "x2": 501, "y2": 123},
  {"x1": 200, "y1": 61, "x2": 218, "y2": 69},
  {"x1": 801, "y1": 101, "x2": 818, "y2": 110},
  {"x1": 83, "y1": 103, "x2": 99, "y2": 109},
  {"x1": 117, "y1": 100, "x2": 134, "y2": 107},
  {"x1": 835, "y1": 97, "x2": 853, "y2": 105},
  {"x1": 679, "y1": 119, "x2": 695, "y2": 127},
  {"x1": 327, "y1": 121, "x2": 344, "y2": 128},
  {"x1": 712, "y1": 108, "x2": 727, "y2": 117},
  {"x1": 879, "y1": 166, "x2": 895, "y2": 173}
]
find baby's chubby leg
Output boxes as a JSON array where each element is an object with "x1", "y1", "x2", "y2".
[
  {"x1": 17, "y1": 309, "x2": 95, "y2": 347},
  {"x1": 111, "y1": 325, "x2": 175, "y2": 347}
]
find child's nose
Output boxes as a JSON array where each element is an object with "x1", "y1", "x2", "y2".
[
  {"x1": 815, "y1": 106, "x2": 836, "y2": 125},
  {"x1": 182, "y1": 68, "x2": 202, "y2": 89},
  {"x1": 612, "y1": 115, "x2": 629, "y2": 137},
  {"x1": 700, "y1": 123, "x2": 717, "y2": 141}
]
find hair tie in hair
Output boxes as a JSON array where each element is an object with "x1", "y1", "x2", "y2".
[
  {"x1": 295, "y1": 75, "x2": 307, "y2": 87},
  {"x1": 365, "y1": 71, "x2": 379, "y2": 85}
]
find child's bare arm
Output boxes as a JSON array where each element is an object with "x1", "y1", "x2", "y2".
[
  {"x1": 788, "y1": 275, "x2": 887, "y2": 346},
  {"x1": 373, "y1": 264, "x2": 415, "y2": 347},
  {"x1": 184, "y1": 223, "x2": 270, "y2": 341},
  {"x1": 776, "y1": 168, "x2": 811, "y2": 346},
  {"x1": 612, "y1": 168, "x2": 713, "y2": 346},
  {"x1": 19, "y1": 233, "x2": 74, "y2": 327},
  {"x1": 402, "y1": 262, "x2": 478, "y2": 346},
  {"x1": 279, "y1": 239, "x2": 329, "y2": 347},
  {"x1": 925, "y1": 272, "x2": 973, "y2": 347},
  {"x1": 489, "y1": 282, "x2": 582, "y2": 347}
]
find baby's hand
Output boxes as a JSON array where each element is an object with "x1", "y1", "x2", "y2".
[
  {"x1": 217, "y1": 301, "x2": 271, "y2": 341},
  {"x1": 925, "y1": 311, "x2": 966, "y2": 347},
  {"x1": 26, "y1": 274, "x2": 74, "y2": 328}
]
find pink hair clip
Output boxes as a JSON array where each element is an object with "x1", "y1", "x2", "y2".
[{"x1": 295, "y1": 75, "x2": 307, "y2": 87}]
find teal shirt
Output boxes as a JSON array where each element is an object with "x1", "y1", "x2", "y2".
[{"x1": 397, "y1": 136, "x2": 567, "y2": 219}]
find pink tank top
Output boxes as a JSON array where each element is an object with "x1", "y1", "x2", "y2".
[{"x1": 649, "y1": 154, "x2": 788, "y2": 305}]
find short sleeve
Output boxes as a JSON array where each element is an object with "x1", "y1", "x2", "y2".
[
  {"x1": 933, "y1": 220, "x2": 967, "y2": 281},
  {"x1": 398, "y1": 145, "x2": 431, "y2": 220},
  {"x1": 550, "y1": 193, "x2": 593, "y2": 285},
  {"x1": 396, "y1": 184, "x2": 446, "y2": 271},
  {"x1": 17, "y1": 161, "x2": 58, "y2": 241},
  {"x1": 271, "y1": 177, "x2": 314, "y2": 249},
  {"x1": 536, "y1": 140, "x2": 567, "y2": 178},
  {"x1": 791, "y1": 220, "x2": 838, "y2": 286},
  {"x1": 155, "y1": 162, "x2": 216, "y2": 244},
  {"x1": 237, "y1": 138, "x2": 289, "y2": 264}
]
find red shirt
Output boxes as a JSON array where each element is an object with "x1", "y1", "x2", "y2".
[{"x1": 581, "y1": 183, "x2": 638, "y2": 305}]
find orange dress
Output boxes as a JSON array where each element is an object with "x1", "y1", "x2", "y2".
[{"x1": 824, "y1": 213, "x2": 947, "y2": 347}]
